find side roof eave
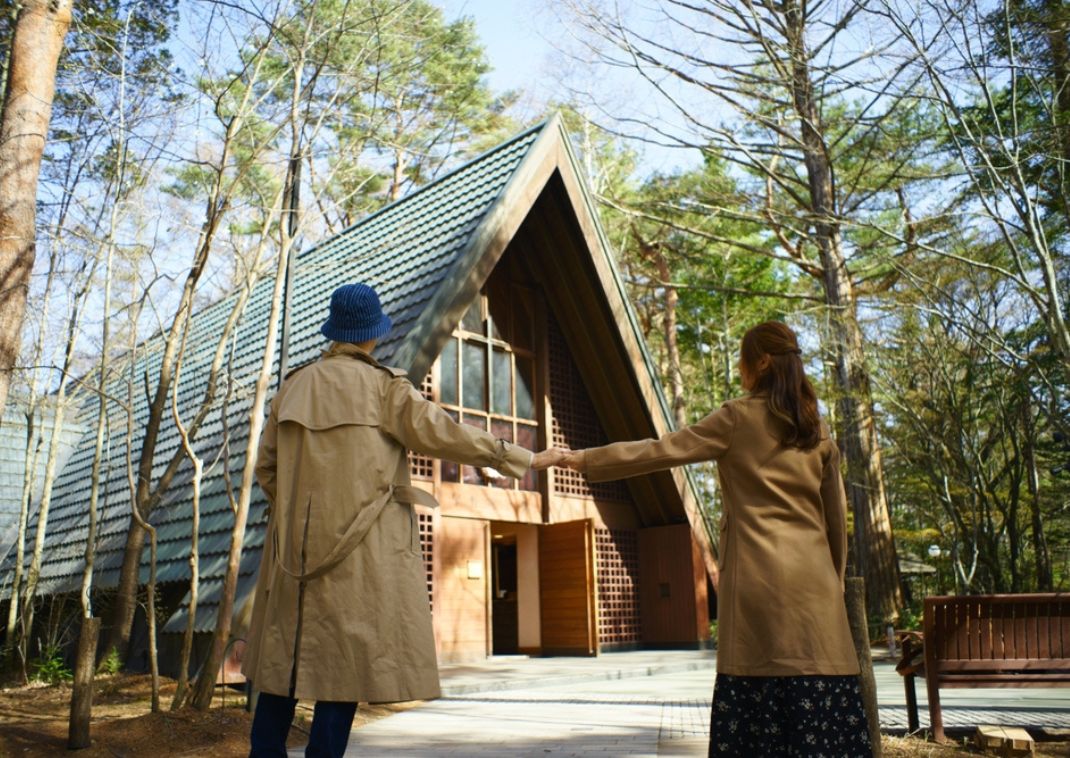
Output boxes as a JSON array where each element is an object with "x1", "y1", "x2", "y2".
[
  {"x1": 389, "y1": 116, "x2": 562, "y2": 379},
  {"x1": 544, "y1": 120, "x2": 718, "y2": 580}
]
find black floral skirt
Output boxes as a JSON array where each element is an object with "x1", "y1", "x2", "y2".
[{"x1": 708, "y1": 674, "x2": 870, "y2": 757}]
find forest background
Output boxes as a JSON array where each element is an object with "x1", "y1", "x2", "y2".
[{"x1": 0, "y1": 0, "x2": 1067, "y2": 708}]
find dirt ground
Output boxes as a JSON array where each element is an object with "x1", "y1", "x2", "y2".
[
  {"x1": 0, "y1": 675, "x2": 1066, "y2": 756},
  {"x1": 0, "y1": 674, "x2": 415, "y2": 756}
]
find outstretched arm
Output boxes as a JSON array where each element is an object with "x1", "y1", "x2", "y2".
[
  {"x1": 562, "y1": 403, "x2": 736, "y2": 482},
  {"x1": 381, "y1": 376, "x2": 532, "y2": 478}
]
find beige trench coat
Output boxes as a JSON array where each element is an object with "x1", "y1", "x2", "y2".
[
  {"x1": 241, "y1": 342, "x2": 532, "y2": 702},
  {"x1": 580, "y1": 393, "x2": 859, "y2": 677}
]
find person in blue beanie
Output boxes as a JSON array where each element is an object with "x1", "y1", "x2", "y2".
[{"x1": 243, "y1": 282, "x2": 561, "y2": 757}]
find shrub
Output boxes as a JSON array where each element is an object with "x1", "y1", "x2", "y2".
[
  {"x1": 30, "y1": 644, "x2": 73, "y2": 685},
  {"x1": 898, "y1": 604, "x2": 923, "y2": 632},
  {"x1": 97, "y1": 646, "x2": 122, "y2": 676}
]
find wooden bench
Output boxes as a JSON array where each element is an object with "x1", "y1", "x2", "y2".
[
  {"x1": 894, "y1": 630, "x2": 925, "y2": 732},
  {"x1": 908, "y1": 594, "x2": 1070, "y2": 741}
]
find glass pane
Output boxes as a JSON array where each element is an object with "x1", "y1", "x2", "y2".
[
  {"x1": 462, "y1": 301, "x2": 483, "y2": 333},
  {"x1": 515, "y1": 355, "x2": 535, "y2": 420},
  {"x1": 488, "y1": 288, "x2": 508, "y2": 342},
  {"x1": 462, "y1": 340, "x2": 487, "y2": 411},
  {"x1": 442, "y1": 410, "x2": 460, "y2": 481},
  {"x1": 439, "y1": 339, "x2": 458, "y2": 406},
  {"x1": 513, "y1": 288, "x2": 534, "y2": 351},
  {"x1": 491, "y1": 348, "x2": 511, "y2": 415},
  {"x1": 491, "y1": 419, "x2": 512, "y2": 442},
  {"x1": 490, "y1": 420, "x2": 513, "y2": 490},
  {"x1": 517, "y1": 424, "x2": 538, "y2": 491},
  {"x1": 462, "y1": 414, "x2": 487, "y2": 485}
]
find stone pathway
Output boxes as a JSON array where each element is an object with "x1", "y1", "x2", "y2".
[
  {"x1": 284, "y1": 650, "x2": 1070, "y2": 756},
  {"x1": 333, "y1": 668, "x2": 713, "y2": 756}
]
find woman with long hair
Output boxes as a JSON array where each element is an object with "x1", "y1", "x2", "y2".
[{"x1": 553, "y1": 321, "x2": 869, "y2": 756}]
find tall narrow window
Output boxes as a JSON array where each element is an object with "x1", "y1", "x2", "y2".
[{"x1": 436, "y1": 285, "x2": 539, "y2": 491}]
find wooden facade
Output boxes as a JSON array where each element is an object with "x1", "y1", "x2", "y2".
[{"x1": 405, "y1": 206, "x2": 711, "y2": 661}]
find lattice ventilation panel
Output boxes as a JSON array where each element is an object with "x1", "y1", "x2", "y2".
[
  {"x1": 595, "y1": 528, "x2": 641, "y2": 645},
  {"x1": 419, "y1": 512, "x2": 434, "y2": 612},
  {"x1": 408, "y1": 371, "x2": 435, "y2": 480},
  {"x1": 548, "y1": 317, "x2": 629, "y2": 501}
]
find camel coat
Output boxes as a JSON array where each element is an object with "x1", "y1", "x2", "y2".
[
  {"x1": 242, "y1": 343, "x2": 532, "y2": 702},
  {"x1": 580, "y1": 393, "x2": 859, "y2": 677}
]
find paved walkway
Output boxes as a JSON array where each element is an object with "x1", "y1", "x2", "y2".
[{"x1": 288, "y1": 650, "x2": 1070, "y2": 756}]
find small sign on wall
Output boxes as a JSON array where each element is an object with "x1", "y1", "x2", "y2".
[{"x1": 467, "y1": 560, "x2": 483, "y2": 579}]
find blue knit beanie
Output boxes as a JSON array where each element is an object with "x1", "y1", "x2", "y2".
[{"x1": 320, "y1": 283, "x2": 392, "y2": 344}]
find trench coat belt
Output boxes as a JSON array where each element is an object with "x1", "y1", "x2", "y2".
[{"x1": 273, "y1": 484, "x2": 439, "y2": 583}]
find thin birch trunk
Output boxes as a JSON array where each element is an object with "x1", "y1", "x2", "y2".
[
  {"x1": 69, "y1": 17, "x2": 134, "y2": 726},
  {"x1": 169, "y1": 368, "x2": 202, "y2": 710},
  {"x1": 189, "y1": 42, "x2": 310, "y2": 708},
  {"x1": 2, "y1": 249, "x2": 57, "y2": 669},
  {"x1": 121, "y1": 281, "x2": 159, "y2": 712},
  {"x1": 188, "y1": 202, "x2": 293, "y2": 711},
  {"x1": 170, "y1": 267, "x2": 258, "y2": 710},
  {"x1": 19, "y1": 259, "x2": 96, "y2": 678},
  {"x1": 105, "y1": 46, "x2": 283, "y2": 662}
]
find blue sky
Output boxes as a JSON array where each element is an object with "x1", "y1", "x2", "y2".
[
  {"x1": 436, "y1": 0, "x2": 704, "y2": 176},
  {"x1": 437, "y1": 0, "x2": 553, "y2": 97}
]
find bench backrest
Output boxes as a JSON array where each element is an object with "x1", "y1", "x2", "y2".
[{"x1": 923, "y1": 594, "x2": 1070, "y2": 669}]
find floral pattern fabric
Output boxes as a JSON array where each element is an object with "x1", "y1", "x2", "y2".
[{"x1": 708, "y1": 674, "x2": 870, "y2": 757}]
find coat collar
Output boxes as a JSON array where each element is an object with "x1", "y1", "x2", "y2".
[{"x1": 322, "y1": 341, "x2": 380, "y2": 367}]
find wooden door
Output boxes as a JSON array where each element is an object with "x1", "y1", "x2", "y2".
[
  {"x1": 539, "y1": 519, "x2": 596, "y2": 655},
  {"x1": 434, "y1": 515, "x2": 491, "y2": 660}
]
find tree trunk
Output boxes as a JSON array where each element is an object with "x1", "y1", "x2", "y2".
[
  {"x1": 4, "y1": 399, "x2": 39, "y2": 668},
  {"x1": 655, "y1": 254, "x2": 686, "y2": 428},
  {"x1": 170, "y1": 337, "x2": 203, "y2": 710},
  {"x1": 103, "y1": 73, "x2": 262, "y2": 662},
  {"x1": 67, "y1": 617, "x2": 100, "y2": 750},
  {"x1": 845, "y1": 578, "x2": 881, "y2": 758},
  {"x1": 1023, "y1": 401, "x2": 1052, "y2": 589},
  {"x1": 190, "y1": 80, "x2": 306, "y2": 708},
  {"x1": 4, "y1": 248, "x2": 57, "y2": 671},
  {"x1": 189, "y1": 204, "x2": 294, "y2": 712},
  {"x1": 0, "y1": 0, "x2": 73, "y2": 419},
  {"x1": 69, "y1": 170, "x2": 121, "y2": 730},
  {"x1": 783, "y1": 1, "x2": 902, "y2": 621},
  {"x1": 19, "y1": 261, "x2": 94, "y2": 672},
  {"x1": 104, "y1": 175, "x2": 232, "y2": 663}
]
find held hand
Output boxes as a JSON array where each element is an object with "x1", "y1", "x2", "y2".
[
  {"x1": 531, "y1": 447, "x2": 570, "y2": 470},
  {"x1": 559, "y1": 450, "x2": 585, "y2": 471}
]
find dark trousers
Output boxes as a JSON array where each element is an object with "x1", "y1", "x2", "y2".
[{"x1": 249, "y1": 691, "x2": 358, "y2": 758}]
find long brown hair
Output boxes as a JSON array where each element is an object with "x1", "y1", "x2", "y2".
[{"x1": 741, "y1": 322, "x2": 822, "y2": 449}]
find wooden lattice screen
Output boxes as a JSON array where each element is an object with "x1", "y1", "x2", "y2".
[
  {"x1": 548, "y1": 317, "x2": 629, "y2": 501},
  {"x1": 595, "y1": 528, "x2": 640, "y2": 645},
  {"x1": 409, "y1": 371, "x2": 435, "y2": 480},
  {"x1": 419, "y1": 512, "x2": 434, "y2": 611}
]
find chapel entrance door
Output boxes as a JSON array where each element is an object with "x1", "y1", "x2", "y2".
[{"x1": 538, "y1": 519, "x2": 596, "y2": 655}]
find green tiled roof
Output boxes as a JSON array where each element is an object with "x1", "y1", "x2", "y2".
[
  {"x1": 1, "y1": 120, "x2": 548, "y2": 634},
  {"x1": 0, "y1": 402, "x2": 84, "y2": 562}
]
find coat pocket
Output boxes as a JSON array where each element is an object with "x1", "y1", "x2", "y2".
[{"x1": 408, "y1": 504, "x2": 420, "y2": 556}]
